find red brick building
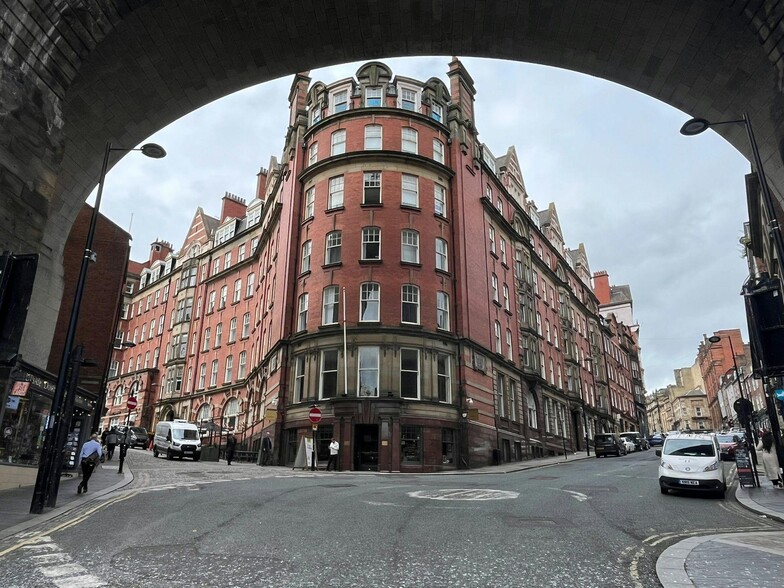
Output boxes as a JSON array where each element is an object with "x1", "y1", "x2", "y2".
[{"x1": 104, "y1": 59, "x2": 643, "y2": 471}]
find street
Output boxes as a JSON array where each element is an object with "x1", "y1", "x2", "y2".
[{"x1": 0, "y1": 449, "x2": 781, "y2": 588}]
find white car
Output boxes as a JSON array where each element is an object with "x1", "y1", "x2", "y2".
[
  {"x1": 621, "y1": 439, "x2": 636, "y2": 453},
  {"x1": 657, "y1": 433, "x2": 725, "y2": 498}
]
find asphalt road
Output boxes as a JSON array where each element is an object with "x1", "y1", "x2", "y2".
[{"x1": 1, "y1": 449, "x2": 782, "y2": 587}]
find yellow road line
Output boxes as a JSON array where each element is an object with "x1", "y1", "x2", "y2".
[{"x1": 0, "y1": 491, "x2": 139, "y2": 559}]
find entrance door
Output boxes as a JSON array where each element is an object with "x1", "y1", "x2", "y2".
[{"x1": 354, "y1": 424, "x2": 379, "y2": 471}]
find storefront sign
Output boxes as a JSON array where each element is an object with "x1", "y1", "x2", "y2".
[
  {"x1": 5, "y1": 396, "x2": 20, "y2": 410},
  {"x1": 10, "y1": 381, "x2": 29, "y2": 396}
]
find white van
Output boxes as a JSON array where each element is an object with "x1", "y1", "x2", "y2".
[
  {"x1": 153, "y1": 420, "x2": 202, "y2": 461},
  {"x1": 657, "y1": 433, "x2": 725, "y2": 497}
]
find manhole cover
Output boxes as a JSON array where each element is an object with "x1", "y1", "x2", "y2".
[
  {"x1": 408, "y1": 489, "x2": 519, "y2": 501},
  {"x1": 503, "y1": 516, "x2": 563, "y2": 528}
]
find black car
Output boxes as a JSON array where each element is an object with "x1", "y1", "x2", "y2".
[
  {"x1": 117, "y1": 426, "x2": 149, "y2": 449},
  {"x1": 594, "y1": 433, "x2": 626, "y2": 457}
]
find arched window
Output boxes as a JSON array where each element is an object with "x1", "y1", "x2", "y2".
[
  {"x1": 197, "y1": 404, "x2": 212, "y2": 428},
  {"x1": 223, "y1": 398, "x2": 240, "y2": 431},
  {"x1": 113, "y1": 386, "x2": 124, "y2": 406},
  {"x1": 526, "y1": 391, "x2": 537, "y2": 429}
]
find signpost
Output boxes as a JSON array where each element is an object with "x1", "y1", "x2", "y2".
[{"x1": 308, "y1": 407, "x2": 321, "y2": 470}]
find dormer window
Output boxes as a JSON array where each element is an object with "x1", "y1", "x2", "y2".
[
  {"x1": 400, "y1": 87, "x2": 418, "y2": 111},
  {"x1": 310, "y1": 106, "x2": 321, "y2": 125},
  {"x1": 431, "y1": 103, "x2": 443, "y2": 122},
  {"x1": 332, "y1": 89, "x2": 349, "y2": 113},
  {"x1": 365, "y1": 86, "x2": 382, "y2": 107}
]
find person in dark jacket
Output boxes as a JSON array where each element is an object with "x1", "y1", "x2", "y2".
[
  {"x1": 105, "y1": 427, "x2": 119, "y2": 460},
  {"x1": 225, "y1": 433, "x2": 237, "y2": 466},
  {"x1": 260, "y1": 432, "x2": 273, "y2": 466}
]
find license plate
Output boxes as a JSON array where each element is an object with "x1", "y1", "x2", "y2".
[
  {"x1": 183, "y1": 448, "x2": 193, "y2": 452},
  {"x1": 678, "y1": 479, "x2": 699, "y2": 486}
]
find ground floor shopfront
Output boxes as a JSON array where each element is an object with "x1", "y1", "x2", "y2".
[{"x1": 0, "y1": 361, "x2": 97, "y2": 490}]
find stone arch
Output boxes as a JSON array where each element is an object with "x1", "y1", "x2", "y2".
[{"x1": 3, "y1": 2, "x2": 784, "y2": 368}]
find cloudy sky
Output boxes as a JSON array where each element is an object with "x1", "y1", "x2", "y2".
[{"x1": 94, "y1": 56, "x2": 751, "y2": 392}]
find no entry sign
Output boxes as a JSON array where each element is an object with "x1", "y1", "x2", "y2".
[
  {"x1": 308, "y1": 407, "x2": 322, "y2": 424},
  {"x1": 127, "y1": 397, "x2": 138, "y2": 410}
]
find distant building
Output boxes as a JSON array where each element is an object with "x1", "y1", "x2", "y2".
[{"x1": 104, "y1": 60, "x2": 645, "y2": 471}]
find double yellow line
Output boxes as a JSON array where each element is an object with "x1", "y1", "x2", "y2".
[{"x1": 0, "y1": 491, "x2": 139, "y2": 558}]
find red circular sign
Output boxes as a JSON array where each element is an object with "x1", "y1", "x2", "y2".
[
  {"x1": 308, "y1": 407, "x2": 322, "y2": 423},
  {"x1": 126, "y1": 397, "x2": 138, "y2": 410}
]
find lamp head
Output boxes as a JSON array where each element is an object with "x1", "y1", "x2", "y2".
[
  {"x1": 140, "y1": 143, "x2": 167, "y2": 159},
  {"x1": 680, "y1": 118, "x2": 712, "y2": 136}
]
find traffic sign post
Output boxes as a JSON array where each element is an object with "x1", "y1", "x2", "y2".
[
  {"x1": 126, "y1": 397, "x2": 138, "y2": 410},
  {"x1": 308, "y1": 407, "x2": 322, "y2": 470}
]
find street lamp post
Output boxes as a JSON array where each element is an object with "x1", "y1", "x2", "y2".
[
  {"x1": 708, "y1": 334, "x2": 760, "y2": 486},
  {"x1": 29, "y1": 141, "x2": 166, "y2": 514}
]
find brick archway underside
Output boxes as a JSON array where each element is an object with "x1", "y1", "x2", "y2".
[{"x1": 2, "y1": 0, "x2": 784, "y2": 366}]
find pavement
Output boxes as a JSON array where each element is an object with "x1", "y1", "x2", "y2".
[
  {"x1": 0, "y1": 456, "x2": 134, "y2": 541},
  {"x1": 1, "y1": 449, "x2": 783, "y2": 588}
]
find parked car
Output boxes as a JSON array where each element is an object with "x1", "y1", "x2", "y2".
[
  {"x1": 621, "y1": 438, "x2": 636, "y2": 453},
  {"x1": 715, "y1": 433, "x2": 743, "y2": 461},
  {"x1": 117, "y1": 426, "x2": 149, "y2": 449},
  {"x1": 648, "y1": 433, "x2": 664, "y2": 447},
  {"x1": 594, "y1": 433, "x2": 626, "y2": 457},
  {"x1": 657, "y1": 433, "x2": 726, "y2": 497},
  {"x1": 620, "y1": 431, "x2": 648, "y2": 451}
]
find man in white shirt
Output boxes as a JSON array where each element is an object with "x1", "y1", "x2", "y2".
[
  {"x1": 77, "y1": 433, "x2": 103, "y2": 494},
  {"x1": 327, "y1": 438, "x2": 339, "y2": 471}
]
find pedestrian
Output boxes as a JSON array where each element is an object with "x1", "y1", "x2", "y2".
[
  {"x1": 105, "y1": 426, "x2": 118, "y2": 460},
  {"x1": 226, "y1": 433, "x2": 237, "y2": 465},
  {"x1": 260, "y1": 431, "x2": 272, "y2": 466},
  {"x1": 327, "y1": 438, "x2": 339, "y2": 471},
  {"x1": 100, "y1": 428, "x2": 108, "y2": 446},
  {"x1": 77, "y1": 433, "x2": 102, "y2": 494},
  {"x1": 117, "y1": 429, "x2": 129, "y2": 474},
  {"x1": 756, "y1": 431, "x2": 783, "y2": 488}
]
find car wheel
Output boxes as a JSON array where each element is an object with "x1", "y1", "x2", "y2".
[
  {"x1": 660, "y1": 487, "x2": 668, "y2": 495},
  {"x1": 166, "y1": 449, "x2": 173, "y2": 460},
  {"x1": 193, "y1": 455, "x2": 200, "y2": 462},
  {"x1": 153, "y1": 447, "x2": 159, "y2": 458}
]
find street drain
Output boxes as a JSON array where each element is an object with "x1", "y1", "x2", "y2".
[{"x1": 317, "y1": 484, "x2": 356, "y2": 488}]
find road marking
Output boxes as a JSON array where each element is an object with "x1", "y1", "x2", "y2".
[
  {"x1": 408, "y1": 489, "x2": 519, "y2": 501},
  {"x1": 628, "y1": 547, "x2": 645, "y2": 588},
  {"x1": 545, "y1": 487, "x2": 591, "y2": 502},
  {"x1": 644, "y1": 525, "x2": 768, "y2": 547},
  {"x1": 19, "y1": 536, "x2": 107, "y2": 587}
]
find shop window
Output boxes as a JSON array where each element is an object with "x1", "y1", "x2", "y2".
[{"x1": 401, "y1": 425, "x2": 422, "y2": 463}]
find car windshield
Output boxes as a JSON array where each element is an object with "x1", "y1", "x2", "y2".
[
  {"x1": 664, "y1": 439, "x2": 715, "y2": 457},
  {"x1": 716, "y1": 435, "x2": 736, "y2": 443},
  {"x1": 130, "y1": 427, "x2": 146, "y2": 435},
  {"x1": 173, "y1": 429, "x2": 199, "y2": 440}
]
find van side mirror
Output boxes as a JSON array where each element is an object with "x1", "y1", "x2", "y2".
[{"x1": 655, "y1": 449, "x2": 661, "y2": 457}]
